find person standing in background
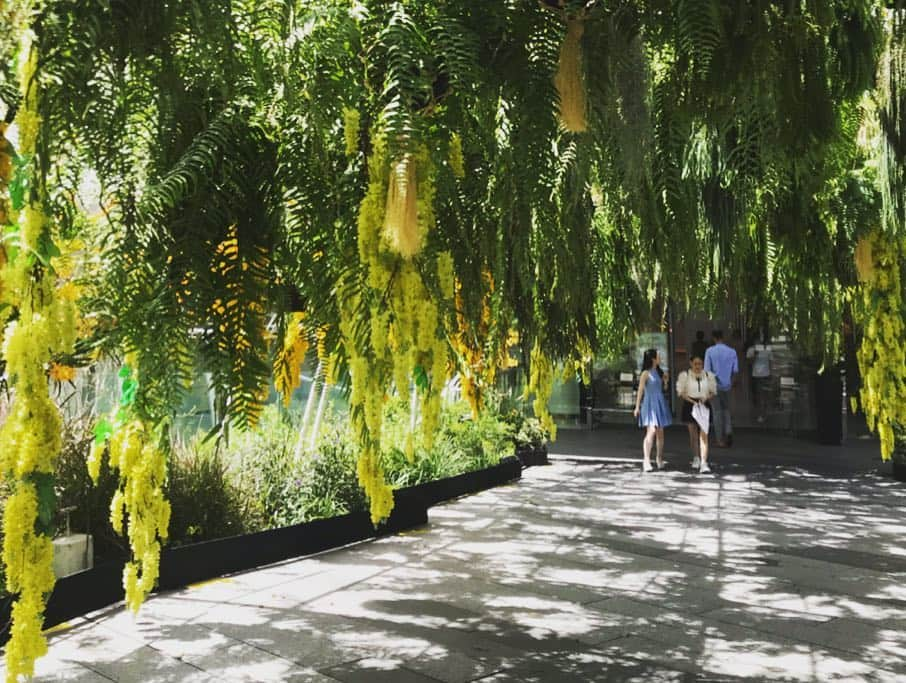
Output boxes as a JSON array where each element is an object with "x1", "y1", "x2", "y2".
[
  {"x1": 746, "y1": 333, "x2": 773, "y2": 424},
  {"x1": 705, "y1": 330, "x2": 738, "y2": 447},
  {"x1": 691, "y1": 330, "x2": 709, "y2": 362}
]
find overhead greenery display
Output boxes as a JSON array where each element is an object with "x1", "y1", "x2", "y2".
[{"x1": 1, "y1": 1, "x2": 906, "y2": 678}]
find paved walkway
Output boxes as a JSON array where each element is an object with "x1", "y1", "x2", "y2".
[{"x1": 6, "y1": 428, "x2": 906, "y2": 681}]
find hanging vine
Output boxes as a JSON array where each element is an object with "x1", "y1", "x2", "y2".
[
  {"x1": 854, "y1": 231, "x2": 906, "y2": 459},
  {"x1": 88, "y1": 366, "x2": 171, "y2": 614},
  {"x1": 0, "y1": 35, "x2": 78, "y2": 682}
]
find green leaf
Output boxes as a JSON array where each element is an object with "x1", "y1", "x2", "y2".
[
  {"x1": 30, "y1": 473, "x2": 57, "y2": 537},
  {"x1": 9, "y1": 153, "x2": 31, "y2": 211},
  {"x1": 93, "y1": 419, "x2": 113, "y2": 445},
  {"x1": 119, "y1": 365, "x2": 137, "y2": 407},
  {"x1": 120, "y1": 379, "x2": 137, "y2": 406},
  {"x1": 413, "y1": 364, "x2": 429, "y2": 392}
]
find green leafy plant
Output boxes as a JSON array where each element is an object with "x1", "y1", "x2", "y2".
[{"x1": 166, "y1": 445, "x2": 265, "y2": 546}]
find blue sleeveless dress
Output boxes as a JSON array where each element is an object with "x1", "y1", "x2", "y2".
[{"x1": 639, "y1": 370, "x2": 672, "y2": 428}]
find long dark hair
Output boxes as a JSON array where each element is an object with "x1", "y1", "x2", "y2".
[{"x1": 642, "y1": 348, "x2": 663, "y2": 377}]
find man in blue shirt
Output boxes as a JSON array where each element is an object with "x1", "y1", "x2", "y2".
[{"x1": 705, "y1": 329, "x2": 738, "y2": 447}]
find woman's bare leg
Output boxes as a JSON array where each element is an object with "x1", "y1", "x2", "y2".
[
  {"x1": 655, "y1": 427, "x2": 665, "y2": 467},
  {"x1": 699, "y1": 428, "x2": 710, "y2": 467},
  {"x1": 643, "y1": 426, "x2": 655, "y2": 468},
  {"x1": 687, "y1": 424, "x2": 698, "y2": 459}
]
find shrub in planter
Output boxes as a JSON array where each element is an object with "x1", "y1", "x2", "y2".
[
  {"x1": 383, "y1": 400, "x2": 514, "y2": 487},
  {"x1": 383, "y1": 438, "x2": 469, "y2": 488},
  {"x1": 293, "y1": 421, "x2": 367, "y2": 522},
  {"x1": 441, "y1": 404, "x2": 514, "y2": 469},
  {"x1": 498, "y1": 407, "x2": 551, "y2": 466},
  {"x1": 166, "y1": 445, "x2": 266, "y2": 545},
  {"x1": 219, "y1": 406, "x2": 366, "y2": 528}
]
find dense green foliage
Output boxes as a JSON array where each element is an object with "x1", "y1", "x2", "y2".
[
  {"x1": 1, "y1": 0, "x2": 896, "y2": 434},
  {"x1": 4, "y1": 4, "x2": 906, "y2": 676}
]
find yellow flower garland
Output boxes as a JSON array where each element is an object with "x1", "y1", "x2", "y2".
[
  {"x1": 90, "y1": 417, "x2": 171, "y2": 613},
  {"x1": 342, "y1": 131, "x2": 453, "y2": 523},
  {"x1": 529, "y1": 341, "x2": 557, "y2": 441},
  {"x1": 855, "y1": 231, "x2": 906, "y2": 459},
  {"x1": 0, "y1": 36, "x2": 78, "y2": 683},
  {"x1": 274, "y1": 312, "x2": 310, "y2": 406},
  {"x1": 89, "y1": 361, "x2": 172, "y2": 615}
]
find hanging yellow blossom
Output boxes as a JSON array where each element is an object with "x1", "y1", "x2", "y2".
[
  {"x1": 342, "y1": 129, "x2": 452, "y2": 522},
  {"x1": 274, "y1": 312, "x2": 309, "y2": 407},
  {"x1": 2, "y1": 485, "x2": 55, "y2": 682},
  {"x1": 91, "y1": 418, "x2": 171, "y2": 613},
  {"x1": 554, "y1": 16, "x2": 588, "y2": 133},
  {"x1": 0, "y1": 36, "x2": 78, "y2": 683},
  {"x1": 343, "y1": 107, "x2": 360, "y2": 157},
  {"x1": 448, "y1": 132, "x2": 465, "y2": 179},
  {"x1": 529, "y1": 341, "x2": 557, "y2": 441},
  {"x1": 383, "y1": 155, "x2": 421, "y2": 257},
  {"x1": 854, "y1": 230, "x2": 906, "y2": 460}
]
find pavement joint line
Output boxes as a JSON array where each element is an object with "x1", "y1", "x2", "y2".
[
  {"x1": 78, "y1": 662, "x2": 117, "y2": 682},
  {"x1": 550, "y1": 453, "x2": 640, "y2": 464}
]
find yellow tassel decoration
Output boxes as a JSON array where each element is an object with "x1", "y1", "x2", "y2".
[
  {"x1": 383, "y1": 155, "x2": 421, "y2": 258},
  {"x1": 554, "y1": 17, "x2": 587, "y2": 133},
  {"x1": 854, "y1": 235, "x2": 874, "y2": 283}
]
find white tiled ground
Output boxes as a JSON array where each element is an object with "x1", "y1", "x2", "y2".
[{"x1": 5, "y1": 427, "x2": 905, "y2": 681}]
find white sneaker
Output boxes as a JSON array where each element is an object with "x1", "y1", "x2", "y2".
[
  {"x1": 699, "y1": 463, "x2": 712, "y2": 474},
  {"x1": 692, "y1": 457, "x2": 701, "y2": 469},
  {"x1": 643, "y1": 461, "x2": 654, "y2": 473}
]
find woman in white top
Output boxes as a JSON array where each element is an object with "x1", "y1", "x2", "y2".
[{"x1": 676, "y1": 355, "x2": 717, "y2": 473}]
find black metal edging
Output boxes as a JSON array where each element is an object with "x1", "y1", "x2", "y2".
[
  {"x1": 0, "y1": 455, "x2": 524, "y2": 645},
  {"x1": 397, "y1": 455, "x2": 522, "y2": 508}
]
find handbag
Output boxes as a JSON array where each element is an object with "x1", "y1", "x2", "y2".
[{"x1": 692, "y1": 402, "x2": 710, "y2": 433}]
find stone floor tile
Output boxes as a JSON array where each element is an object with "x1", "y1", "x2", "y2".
[
  {"x1": 320, "y1": 657, "x2": 441, "y2": 682},
  {"x1": 184, "y1": 639, "x2": 321, "y2": 682},
  {"x1": 402, "y1": 646, "x2": 500, "y2": 683},
  {"x1": 88, "y1": 644, "x2": 213, "y2": 683},
  {"x1": 1, "y1": 656, "x2": 114, "y2": 682}
]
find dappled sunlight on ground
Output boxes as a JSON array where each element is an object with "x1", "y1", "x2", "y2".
[{"x1": 4, "y1": 427, "x2": 905, "y2": 681}]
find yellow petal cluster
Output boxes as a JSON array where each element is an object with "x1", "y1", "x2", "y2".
[
  {"x1": 2, "y1": 486, "x2": 55, "y2": 682},
  {"x1": 274, "y1": 312, "x2": 309, "y2": 406},
  {"x1": 448, "y1": 132, "x2": 465, "y2": 179},
  {"x1": 0, "y1": 38, "x2": 79, "y2": 683},
  {"x1": 342, "y1": 132, "x2": 451, "y2": 523},
  {"x1": 855, "y1": 231, "x2": 906, "y2": 459},
  {"x1": 93, "y1": 420, "x2": 171, "y2": 612},
  {"x1": 529, "y1": 341, "x2": 557, "y2": 441},
  {"x1": 343, "y1": 107, "x2": 360, "y2": 157},
  {"x1": 449, "y1": 271, "x2": 508, "y2": 419}
]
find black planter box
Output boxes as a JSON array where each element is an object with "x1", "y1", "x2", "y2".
[
  {"x1": 399, "y1": 455, "x2": 522, "y2": 508},
  {"x1": 0, "y1": 459, "x2": 518, "y2": 646},
  {"x1": 516, "y1": 444, "x2": 549, "y2": 468}
]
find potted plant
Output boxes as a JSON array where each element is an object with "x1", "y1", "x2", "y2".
[{"x1": 505, "y1": 410, "x2": 550, "y2": 468}]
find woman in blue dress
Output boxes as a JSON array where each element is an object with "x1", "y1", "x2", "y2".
[{"x1": 633, "y1": 349, "x2": 672, "y2": 472}]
